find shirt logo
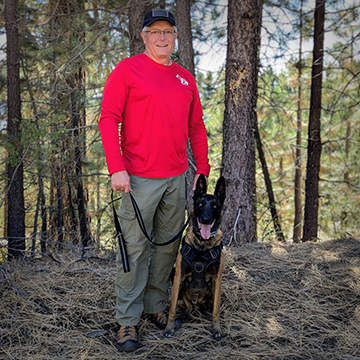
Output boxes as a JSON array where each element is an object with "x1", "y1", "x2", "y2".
[{"x1": 176, "y1": 74, "x2": 189, "y2": 86}]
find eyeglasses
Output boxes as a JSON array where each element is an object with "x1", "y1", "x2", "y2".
[{"x1": 143, "y1": 29, "x2": 177, "y2": 37}]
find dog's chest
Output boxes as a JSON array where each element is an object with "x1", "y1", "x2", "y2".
[{"x1": 180, "y1": 241, "x2": 221, "y2": 290}]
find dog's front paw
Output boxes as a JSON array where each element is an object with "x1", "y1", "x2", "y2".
[
  {"x1": 212, "y1": 328, "x2": 222, "y2": 341},
  {"x1": 164, "y1": 326, "x2": 175, "y2": 338}
]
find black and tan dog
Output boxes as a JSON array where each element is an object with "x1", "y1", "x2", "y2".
[{"x1": 165, "y1": 174, "x2": 226, "y2": 340}]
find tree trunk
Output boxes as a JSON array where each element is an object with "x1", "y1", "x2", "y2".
[
  {"x1": 48, "y1": 0, "x2": 74, "y2": 245},
  {"x1": 128, "y1": 0, "x2": 151, "y2": 56},
  {"x1": 69, "y1": 67, "x2": 89, "y2": 248},
  {"x1": 5, "y1": 0, "x2": 26, "y2": 259},
  {"x1": 176, "y1": 0, "x2": 197, "y2": 215},
  {"x1": 293, "y1": 0, "x2": 304, "y2": 243},
  {"x1": 96, "y1": 174, "x2": 101, "y2": 243},
  {"x1": 255, "y1": 124, "x2": 285, "y2": 242},
  {"x1": 176, "y1": 0, "x2": 195, "y2": 77},
  {"x1": 221, "y1": 0, "x2": 262, "y2": 244},
  {"x1": 344, "y1": 23, "x2": 354, "y2": 184},
  {"x1": 47, "y1": 0, "x2": 90, "y2": 247},
  {"x1": 344, "y1": 119, "x2": 351, "y2": 183},
  {"x1": 302, "y1": 0, "x2": 325, "y2": 242},
  {"x1": 40, "y1": 174, "x2": 47, "y2": 254},
  {"x1": 55, "y1": 165, "x2": 64, "y2": 247}
]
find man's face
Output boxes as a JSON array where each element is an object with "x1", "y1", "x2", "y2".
[{"x1": 141, "y1": 20, "x2": 177, "y2": 64}]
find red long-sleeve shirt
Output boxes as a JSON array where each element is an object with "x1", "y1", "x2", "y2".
[{"x1": 99, "y1": 53, "x2": 210, "y2": 178}]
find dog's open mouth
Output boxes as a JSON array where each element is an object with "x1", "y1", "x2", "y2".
[{"x1": 197, "y1": 219, "x2": 215, "y2": 239}]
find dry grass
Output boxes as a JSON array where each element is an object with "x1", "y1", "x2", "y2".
[{"x1": 1, "y1": 237, "x2": 360, "y2": 360}]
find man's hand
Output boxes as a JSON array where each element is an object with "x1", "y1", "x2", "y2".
[
  {"x1": 192, "y1": 174, "x2": 208, "y2": 190},
  {"x1": 111, "y1": 170, "x2": 132, "y2": 193}
]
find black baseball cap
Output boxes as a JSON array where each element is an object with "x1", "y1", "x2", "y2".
[{"x1": 143, "y1": 9, "x2": 176, "y2": 28}]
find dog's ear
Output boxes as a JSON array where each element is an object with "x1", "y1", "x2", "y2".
[
  {"x1": 193, "y1": 174, "x2": 207, "y2": 201},
  {"x1": 214, "y1": 176, "x2": 226, "y2": 205}
]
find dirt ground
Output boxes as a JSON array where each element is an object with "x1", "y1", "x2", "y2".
[{"x1": 1, "y1": 237, "x2": 360, "y2": 360}]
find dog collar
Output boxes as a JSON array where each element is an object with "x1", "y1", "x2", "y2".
[{"x1": 211, "y1": 229, "x2": 219, "y2": 237}]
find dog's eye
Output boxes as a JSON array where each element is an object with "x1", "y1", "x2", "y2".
[{"x1": 212, "y1": 205, "x2": 217, "y2": 209}]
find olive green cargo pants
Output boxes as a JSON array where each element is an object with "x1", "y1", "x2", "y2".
[{"x1": 115, "y1": 173, "x2": 186, "y2": 326}]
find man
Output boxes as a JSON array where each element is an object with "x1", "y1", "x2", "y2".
[{"x1": 99, "y1": 9, "x2": 210, "y2": 352}]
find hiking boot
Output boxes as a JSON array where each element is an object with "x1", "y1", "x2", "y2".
[
  {"x1": 146, "y1": 310, "x2": 182, "y2": 330},
  {"x1": 116, "y1": 325, "x2": 139, "y2": 352}
]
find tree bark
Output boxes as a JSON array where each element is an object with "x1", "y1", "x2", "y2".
[
  {"x1": 128, "y1": 0, "x2": 151, "y2": 56},
  {"x1": 5, "y1": 0, "x2": 26, "y2": 259},
  {"x1": 302, "y1": 0, "x2": 325, "y2": 242},
  {"x1": 47, "y1": 0, "x2": 90, "y2": 247},
  {"x1": 176, "y1": 0, "x2": 197, "y2": 215},
  {"x1": 344, "y1": 21, "x2": 354, "y2": 184},
  {"x1": 293, "y1": 0, "x2": 304, "y2": 243},
  {"x1": 40, "y1": 174, "x2": 47, "y2": 254},
  {"x1": 70, "y1": 67, "x2": 89, "y2": 248},
  {"x1": 176, "y1": 0, "x2": 195, "y2": 77},
  {"x1": 221, "y1": 0, "x2": 262, "y2": 244},
  {"x1": 48, "y1": 0, "x2": 72, "y2": 245}
]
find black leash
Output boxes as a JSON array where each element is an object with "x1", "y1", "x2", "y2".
[
  {"x1": 111, "y1": 191, "x2": 190, "y2": 272},
  {"x1": 128, "y1": 192, "x2": 190, "y2": 246},
  {"x1": 111, "y1": 191, "x2": 130, "y2": 273}
]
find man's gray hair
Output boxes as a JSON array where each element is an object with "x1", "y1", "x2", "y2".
[{"x1": 142, "y1": 25, "x2": 178, "y2": 33}]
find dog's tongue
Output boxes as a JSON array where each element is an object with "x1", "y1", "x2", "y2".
[
  {"x1": 198, "y1": 220, "x2": 215, "y2": 240},
  {"x1": 200, "y1": 224, "x2": 212, "y2": 239}
]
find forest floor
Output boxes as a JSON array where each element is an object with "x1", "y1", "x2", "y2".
[{"x1": 1, "y1": 237, "x2": 360, "y2": 360}]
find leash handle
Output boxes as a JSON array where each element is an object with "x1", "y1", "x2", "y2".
[
  {"x1": 129, "y1": 192, "x2": 190, "y2": 246},
  {"x1": 111, "y1": 191, "x2": 130, "y2": 273}
]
